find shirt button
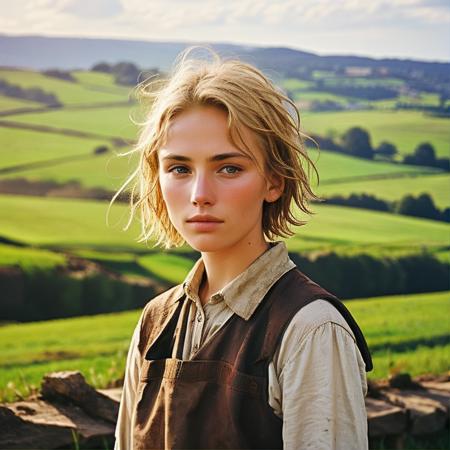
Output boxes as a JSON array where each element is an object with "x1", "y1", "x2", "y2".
[{"x1": 197, "y1": 313, "x2": 203, "y2": 322}]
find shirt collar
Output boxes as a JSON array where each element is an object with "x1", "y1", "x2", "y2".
[{"x1": 181, "y1": 241, "x2": 296, "y2": 320}]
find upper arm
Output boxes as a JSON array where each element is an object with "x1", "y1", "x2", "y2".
[{"x1": 275, "y1": 301, "x2": 368, "y2": 450}]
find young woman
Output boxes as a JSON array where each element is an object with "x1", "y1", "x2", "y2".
[{"x1": 112, "y1": 47, "x2": 373, "y2": 450}]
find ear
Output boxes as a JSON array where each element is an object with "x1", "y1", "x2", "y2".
[{"x1": 264, "y1": 172, "x2": 284, "y2": 203}]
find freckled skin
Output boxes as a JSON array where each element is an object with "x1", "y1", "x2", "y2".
[{"x1": 158, "y1": 105, "x2": 282, "y2": 267}]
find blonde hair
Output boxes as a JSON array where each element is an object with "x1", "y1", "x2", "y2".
[{"x1": 109, "y1": 46, "x2": 321, "y2": 249}]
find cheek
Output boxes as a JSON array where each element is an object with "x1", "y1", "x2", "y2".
[
  {"x1": 222, "y1": 175, "x2": 266, "y2": 209},
  {"x1": 159, "y1": 175, "x2": 184, "y2": 204}
]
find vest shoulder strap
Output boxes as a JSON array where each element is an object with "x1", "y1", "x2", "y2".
[{"x1": 257, "y1": 268, "x2": 373, "y2": 372}]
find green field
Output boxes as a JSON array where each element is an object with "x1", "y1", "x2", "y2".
[
  {"x1": 318, "y1": 173, "x2": 450, "y2": 209},
  {"x1": 295, "y1": 90, "x2": 353, "y2": 105},
  {"x1": 280, "y1": 78, "x2": 315, "y2": 91},
  {"x1": 0, "y1": 149, "x2": 137, "y2": 190},
  {"x1": 0, "y1": 243, "x2": 66, "y2": 270},
  {"x1": 0, "y1": 94, "x2": 42, "y2": 112},
  {"x1": 0, "y1": 195, "x2": 448, "y2": 256},
  {"x1": 0, "y1": 194, "x2": 142, "y2": 251},
  {"x1": 0, "y1": 127, "x2": 110, "y2": 169},
  {"x1": 302, "y1": 110, "x2": 450, "y2": 158},
  {"x1": 138, "y1": 253, "x2": 195, "y2": 284},
  {"x1": 6, "y1": 105, "x2": 140, "y2": 140},
  {"x1": 308, "y1": 148, "x2": 437, "y2": 182},
  {"x1": 71, "y1": 70, "x2": 133, "y2": 97},
  {"x1": 0, "y1": 67, "x2": 449, "y2": 408},
  {"x1": 0, "y1": 141, "x2": 436, "y2": 194},
  {"x1": 288, "y1": 203, "x2": 449, "y2": 254},
  {"x1": 0, "y1": 69, "x2": 129, "y2": 105},
  {"x1": 0, "y1": 290, "x2": 447, "y2": 402},
  {"x1": 373, "y1": 93, "x2": 443, "y2": 109}
]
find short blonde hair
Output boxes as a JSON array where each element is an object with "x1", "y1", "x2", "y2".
[{"x1": 110, "y1": 46, "x2": 321, "y2": 249}]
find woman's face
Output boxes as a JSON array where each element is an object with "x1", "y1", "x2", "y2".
[{"x1": 158, "y1": 105, "x2": 282, "y2": 253}]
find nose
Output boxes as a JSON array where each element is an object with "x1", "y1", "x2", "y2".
[{"x1": 190, "y1": 172, "x2": 215, "y2": 207}]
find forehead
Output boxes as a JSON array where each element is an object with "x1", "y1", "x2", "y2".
[{"x1": 160, "y1": 105, "x2": 263, "y2": 162}]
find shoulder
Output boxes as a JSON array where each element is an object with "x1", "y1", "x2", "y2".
[
  {"x1": 293, "y1": 298, "x2": 355, "y2": 341},
  {"x1": 273, "y1": 299, "x2": 357, "y2": 368}
]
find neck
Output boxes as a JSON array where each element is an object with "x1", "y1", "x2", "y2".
[{"x1": 198, "y1": 234, "x2": 270, "y2": 305}]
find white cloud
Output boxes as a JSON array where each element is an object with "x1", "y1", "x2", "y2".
[{"x1": 0, "y1": 0, "x2": 448, "y2": 60}]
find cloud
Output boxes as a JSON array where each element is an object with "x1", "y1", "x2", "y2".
[
  {"x1": 0, "y1": 0, "x2": 448, "y2": 60},
  {"x1": 60, "y1": 0, "x2": 124, "y2": 19}
]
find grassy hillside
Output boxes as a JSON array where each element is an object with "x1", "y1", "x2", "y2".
[
  {"x1": 0, "y1": 141, "x2": 436, "y2": 194},
  {"x1": 289, "y1": 203, "x2": 449, "y2": 253},
  {"x1": 0, "y1": 94, "x2": 42, "y2": 112},
  {"x1": 0, "y1": 148, "x2": 136, "y2": 190},
  {"x1": 0, "y1": 290, "x2": 447, "y2": 402},
  {"x1": 0, "y1": 67, "x2": 448, "y2": 405},
  {"x1": 303, "y1": 110, "x2": 450, "y2": 158},
  {"x1": 0, "y1": 194, "x2": 142, "y2": 251},
  {"x1": 6, "y1": 105, "x2": 139, "y2": 141},
  {"x1": 0, "y1": 69, "x2": 129, "y2": 105},
  {"x1": 308, "y1": 148, "x2": 437, "y2": 182},
  {"x1": 0, "y1": 243, "x2": 66, "y2": 270},
  {"x1": 318, "y1": 173, "x2": 450, "y2": 209},
  {"x1": 71, "y1": 70, "x2": 133, "y2": 97},
  {"x1": 0, "y1": 127, "x2": 110, "y2": 169},
  {"x1": 0, "y1": 195, "x2": 448, "y2": 255}
]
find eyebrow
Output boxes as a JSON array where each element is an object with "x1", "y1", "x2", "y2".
[{"x1": 161, "y1": 152, "x2": 250, "y2": 162}]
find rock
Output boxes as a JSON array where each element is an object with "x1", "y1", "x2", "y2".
[
  {"x1": 0, "y1": 399, "x2": 114, "y2": 449},
  {"x1": 382, "y1": 389, "x2": 448, "y2": 435},
  {"x1": 365, "y1": 397, "x2": 407, "y2": 437},
  {"x1": 388, "y1": 372, "x2": 423, "y2": 390},
  {"x1": 420, "y1": 381, "x2": 450, "y2": 393},
  {"x1": 41, "y1": 371, "x2": 119, "y2": 424}
]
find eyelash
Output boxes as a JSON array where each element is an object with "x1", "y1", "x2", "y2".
[{"x1": 168, "y1": 165, "x2": 242, "y2": 175}]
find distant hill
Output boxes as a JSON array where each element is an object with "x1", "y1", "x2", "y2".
[{"x1": 1, "y1": 34, "x2": 449, "y2": 82}]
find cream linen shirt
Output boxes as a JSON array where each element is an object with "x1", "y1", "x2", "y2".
[{"x1": 114, "y1": 241, "x2": 369, "y2": 450}]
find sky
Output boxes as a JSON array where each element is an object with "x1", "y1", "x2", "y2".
[{"x1": 1, "y1": 0, "x2": 449, "y2": 62}]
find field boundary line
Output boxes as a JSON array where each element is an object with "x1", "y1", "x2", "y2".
[{"x1": 0, "y1": 120, "x2": 132, "y2": 147}]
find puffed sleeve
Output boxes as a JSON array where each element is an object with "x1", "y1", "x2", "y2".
[{"x1": 114, "y1": 315, "x2": 143, "y2": 450}]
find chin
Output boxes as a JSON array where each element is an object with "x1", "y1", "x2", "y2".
[{"x1": 184, "y1": 235, "x2": 231, "y2": 253}]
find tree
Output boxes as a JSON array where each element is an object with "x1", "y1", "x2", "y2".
[
  {"x1": 376, "y1": 141, "x2": 398, "y2": 160},
  {"x1": 92, "y1": 62, "x2": 112, "y2": 73},
  {"x1": 94, "y1": 145, "x2": 109, "y2": 155},
  {"x1": 341, "y1": 127, "x2": 373, "y2": 159},
  {"x1": 113, "y1": 62, "x2": 140, "y2": 86},
  {"x1": 395, "y1": 193, "x2": 440, "y2": 220},
  {"x1": 435, "y1": 157, "x2": 450, "y2": 171},
  {"x1": 414, "y1": 142, "x2": 436, "y2": 166}
]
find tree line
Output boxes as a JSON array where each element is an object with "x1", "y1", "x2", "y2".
[
  {"x1": 1, "y1": 249, "x2": 447, "y2": 322},
  {"x1": 91, "y1": 61, "x2": 163, "y2": 86},
  {"x1": 0, "y1": 79, "x2": 61, "y2": 106},
  {"x1": 310, "y1": 127, "x2": 450, "y2": 171},
  {"x1": 322, "y1": 192, "x2": 449, "y2": 223}
]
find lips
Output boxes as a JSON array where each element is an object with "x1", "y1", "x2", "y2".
[{"x1": 186, "y1": 215, "x2": 223, "y2": 223}]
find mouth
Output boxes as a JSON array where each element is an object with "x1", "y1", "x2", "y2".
[
  {"x1": 185, "y1": 216, "x2": 224, "y2": 232},
  {"x1": 186, "y1": 216, "x2": 224, "y2": 223}
]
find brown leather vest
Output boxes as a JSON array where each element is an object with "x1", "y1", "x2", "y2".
[{"x1": 133, "y1": 267, "x2": 372, "y2": 450}]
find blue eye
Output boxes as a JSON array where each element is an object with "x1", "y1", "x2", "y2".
[
  {"x1": 169, "y1": 166, "x2": 189, "y2": 174},
  {"x1": 220, "y1": 166, "x2": 241, "y2": 174}
]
